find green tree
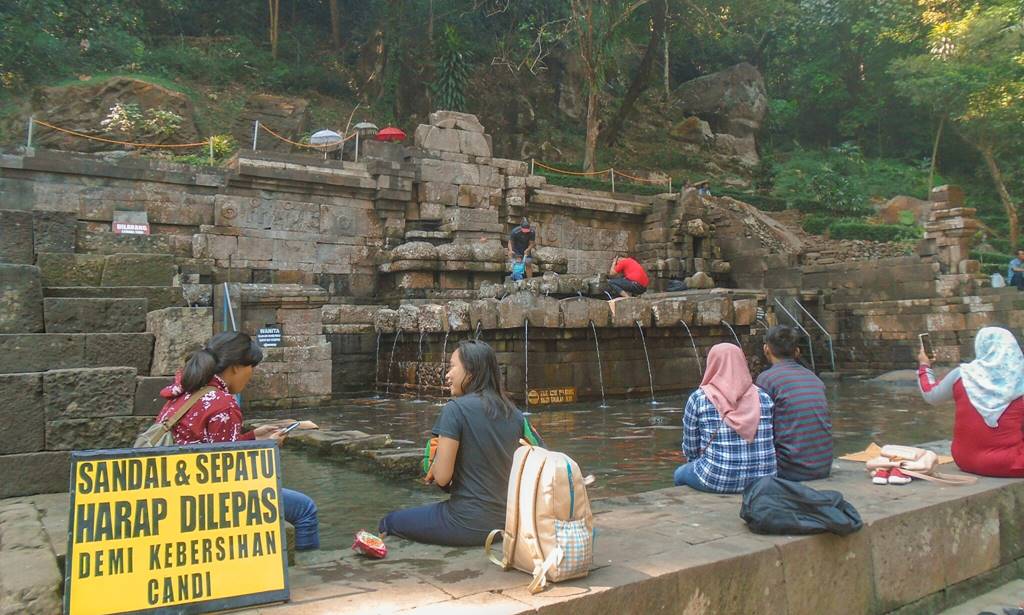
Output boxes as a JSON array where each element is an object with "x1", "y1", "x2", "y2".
[
  {"x1": 891, "y1": 0, "x2": 1024, "y2": 245},
  {"x1": 432, "y1": 26, "x2": 471, "y2": 112}
]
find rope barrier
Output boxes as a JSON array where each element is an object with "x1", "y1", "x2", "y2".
[
  {"x1": 533, "y1": 160, "x2": 611, "y2": 176},
  {"x1": 612, "y1": 169, "x2": 668, "y2": 184},
  {"x1": 259, "y1": 123, "x2": 355, "y2": 149},
  {"x1": 31, "y1": 119, "x2": 209, "y2": 149}
]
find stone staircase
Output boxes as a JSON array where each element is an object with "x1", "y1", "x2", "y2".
[{"x1": 0, "y1": 209, "x2": 212, "y2": 498}]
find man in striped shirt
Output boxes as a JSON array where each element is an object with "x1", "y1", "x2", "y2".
[{"x1": 755, "y1": 325, "x2": 833, "y2": 480}]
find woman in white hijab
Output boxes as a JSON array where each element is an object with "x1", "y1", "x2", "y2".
[{"x1": 918, "y1": 327, "x2": 1024, "y2": 476}]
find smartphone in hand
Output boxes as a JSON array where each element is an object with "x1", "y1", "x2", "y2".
[
  {"x1": 278, "y1": 421, "x2": 302, "y2": 436},
  {"x1": 918, "y1": 332, "x2": 934, "y2": 359}
]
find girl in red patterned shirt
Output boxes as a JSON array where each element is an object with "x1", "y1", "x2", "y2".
[{"x1": 155, "y1": 331, "x2": 320, "y2": 550}]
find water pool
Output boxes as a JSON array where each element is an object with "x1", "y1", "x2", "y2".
[{"x1": 275, "y1": 379, "x2": 952, "y2": 549}]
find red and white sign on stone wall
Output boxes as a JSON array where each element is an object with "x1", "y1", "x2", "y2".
[{"x1": 111, "y1": 210, "x2": 151, "y2": 235}]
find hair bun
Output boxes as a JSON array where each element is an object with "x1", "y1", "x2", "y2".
[{"x1": 201, "y1": 347, "x2": 220, "y2": 362}]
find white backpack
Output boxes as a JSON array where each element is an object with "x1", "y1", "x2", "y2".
[{"x1": 485, "y1": 441, "x2": 594, "y2": 593}]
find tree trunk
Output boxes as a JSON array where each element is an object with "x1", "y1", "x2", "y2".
[
  {"x1": 583, "y1": 85, "x2": 600, "y2": 172},
  {"x1": 329, "y1": 0, "x2": 342, "y2": 51},
  {"x1": 600, "y1": 0, "x2": 667, "y2": 147},
  {"x1": 928, "y1": 115, "x2": 944, "y2": 193},
  {"x1": 268, "y1": 0, "x2": 280, "y2": 60},
  {"x1": 978, "y1": 144, "x2": 1020, "y2": 247},
  {"x1": 663, "y1": 18, "x2": 670, "y2": 98}
]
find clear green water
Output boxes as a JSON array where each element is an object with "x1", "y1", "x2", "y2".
[{"x1": 276, "y1": 379, "x2": 952, "y2": 550}]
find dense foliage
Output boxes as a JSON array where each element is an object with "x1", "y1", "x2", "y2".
[{"x1": 0, "y1": 0, "x2": 1020, "y2": 241}]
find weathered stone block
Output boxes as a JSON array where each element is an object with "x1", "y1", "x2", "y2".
[
  {"x1": 392, "y1": 241, "x2": 438, "y2": 261},
  {"x1": 101, "y1": 253, "x2": 176, "y2": 287},
  {"x1": 468, "y1": 298, "x2": 499, "y2": 331},
  {"x1": 458, "y1": 130, "x2": 492, "y2": 157},
  {"x1": 0, "y1": 373, "x2": 44, "y2": 454},
  {"x1": 0, "y1": 451, "x2": 70, "y2": 498},
  {"x1": 374, "y1": 309, "x2": 398, "y2": 333},
  {"x1": 83, "y1": 333, "x2": 154, "y2": 374},
  {"x1": 446, "y1": 300, "x2": 471, "y2": 331},
  {"x1": 418, "y1": 125, "x2": 462, "y2": 153},
  {"x1": 0, "y1": 264, "x2": 44, "y2": 334},
  {"x1": 651, "y1": 298, "x2": 697, "y2": 327},
  {"x1": 36, "y1": 253, "x2": 105, "y2": 287},
  {"x1": 0, "y1": 210, "x2": 34, "y2": 264},
  {"x1": 135, "y1": 375, "x2": 172, "y2": 415},
  {"x1": 43, "y1": 297, "x2": 147, "y2": 333},
  {"x1": 429, "y1": 110, "x2": 485, "y2": 133},
  {"x1": 419, "y1": 304, "x2": 448, "y2": 332},
  {"x1": 732, "y1": 299, "x2": 757, "y2": 326},
  {"x1": 322, "y1": 304, "x2": 381, "y2": 325},
  {"x1": 696, "y1": 297, "x2": 734, "y2": 326},
  {"x1": 420, "y1": 181, "x2": 458, "y2": 206},
  {"x1": 45, "y1": 416, "x2": 152, "y2": 450},
  {"x1": 43, "y1": 367, "x2": 135, "y2": 420},
  {"x1": 32, "y1": 211, "x2": 76, "y2": 254},
  {"x1": 397, "y1": 304, "x2": 421, "y2": 332},
  {"x1": 146, "y1": 307, "x2": 212, "y2": 376},
  {"x1": 0, "y1": 333, "x2": 84, "y2": 373},
  {"x1": 609, "y1": 297, "x2": 652, "y2": 328},
  {"x1": 777, "y1": 529, "x2": 874, "y2": 615},
  {"x1": 560, "y1": 297, "x2": 610, "y2": 328},
  {"x1": 397, "y1": 272, "x2": 435, "y2": 289}
]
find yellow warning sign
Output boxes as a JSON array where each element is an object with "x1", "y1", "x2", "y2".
[
  {"x1": 64, "y1": 442, "x2": 288, "y2": 615},
  {"x1": 527, "y1": 387, "x2": 577, "y2": 405}
]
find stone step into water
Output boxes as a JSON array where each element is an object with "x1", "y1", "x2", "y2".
[
  {"x1": 43, "y1": 286, "x2": 185, "y2": 311},
  {"x1": 43, "y1": 297, "x2": 147, "y2": 333},
  {"x1": 247, "y1": 421, "x2": 422, "y2": 479}
]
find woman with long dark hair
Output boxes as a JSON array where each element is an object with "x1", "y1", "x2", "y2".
[
  {"x1": 155, "y1": 331, "x2": 320, "y2": 550},
  {"x1": 379, "y1": 339, "x2": 531, "y2": 546}
]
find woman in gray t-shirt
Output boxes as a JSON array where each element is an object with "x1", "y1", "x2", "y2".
[{"x1": 379, "y1": 340, "x2": 530, "y2": 546}]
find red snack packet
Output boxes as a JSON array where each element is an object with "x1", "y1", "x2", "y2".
[{"x1": 352, "y1": 530, "x2": 387, "y2": 559}]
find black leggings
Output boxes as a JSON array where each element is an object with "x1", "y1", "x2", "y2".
[{"x1": 379, "y1": 501, "x2": 492, "y2": 547}]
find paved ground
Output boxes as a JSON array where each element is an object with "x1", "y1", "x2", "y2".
[
  {"x1": 938, "y1": 579, "x2": 1024, "y2": 615},
  {"x1": 5, "y1": 440, "x2": 1023, "y2": 615}
]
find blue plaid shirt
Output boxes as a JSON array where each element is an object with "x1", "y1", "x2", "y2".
[{"x1": 682, "y1": 387, "x2": 777, "y2": 493}]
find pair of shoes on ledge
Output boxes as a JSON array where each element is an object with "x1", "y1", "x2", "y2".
[{"x1": 871, "y1": 468, "x2": 912, "y2": 485}]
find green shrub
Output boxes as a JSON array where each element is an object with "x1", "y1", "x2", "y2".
[
  {"x1": 828, "y1": 222, "x2": 922, "y2": 242},
  {"x1": 801, "y1": 214, "x2": 833, "y2": 235}
]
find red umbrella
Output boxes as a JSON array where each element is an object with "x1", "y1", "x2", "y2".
[{"x1": 375, "y1": 127, "x2": 406, "y2": 142}]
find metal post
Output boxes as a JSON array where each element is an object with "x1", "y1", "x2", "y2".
[
  {"x1": 208, "y1": 138, "x2": 214, "y2": 165},
  {"x1": 354, "y1": 132, "x2": 360, "y2": 163},
  {"x1": 26, "y1": 115, "x2": 34, "y2": 149},
  {"x1": 610, "y1": 169, "x2": 615, "y2": 192},
  {"x1": 530, "y1": 158, "x2": 535, "y2": 175},
  {"x1": 252, "y1": 120, "x2": 260, "y2": 151},
  {"x1": 668, "y1": 177, "x2": 672, "y2": 194}
]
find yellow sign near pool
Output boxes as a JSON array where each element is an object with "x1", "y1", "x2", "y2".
[{"x1": 64, "y1": 442, "x2": 289, "y2": 615}]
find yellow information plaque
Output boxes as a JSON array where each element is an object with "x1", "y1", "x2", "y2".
[
  {"x1": 64, "y1": 442, "x2": 289, "y2": 615},
  {"x1": 526, "y1": 387, "x2": 577, "y2": 405}
]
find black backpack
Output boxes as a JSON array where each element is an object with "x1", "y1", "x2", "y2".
[{"x1": 739, "y1": 476, "x2": 863, "y2": 536}]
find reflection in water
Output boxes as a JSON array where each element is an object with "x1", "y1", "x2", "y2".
[{"x1": 272, "y1": 379, "x2": 952, "y2": 550}]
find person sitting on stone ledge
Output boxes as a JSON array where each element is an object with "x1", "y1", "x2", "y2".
[
  {"x1": 155, "y1": 331, "x2": 321, "y2": 550},
  {"x1": 674, "y1": 343, "x2": 777, "y2": 493},
  {"x1": 379, "y1": 340, "x2": 534, "y2": 546},
  {"x1": 1009, "y1": 248, "x2": 1024, "y2": 291},
  {"x1": 756, "y1": 325, "x2": 833, "y2": 481},
  {"x1": 918, "y1": 326, "x2": 1024, "y2": 477},
  {"x1": 508, "y1": 217, "x2": 536, "y2": 279},
  {"x1": 607, "y1": 255, "x2": 649, "y2": 298}
]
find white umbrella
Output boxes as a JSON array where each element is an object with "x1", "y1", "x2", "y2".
[{"x1": 310, "y1": 129, "x2": 343, "y2": 145}]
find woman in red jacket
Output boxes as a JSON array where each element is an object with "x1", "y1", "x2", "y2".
[
  {"x1": 156, "y1": 331, "x2": 320, "y2": 549},
  {"x1": 918, "y1": 326, "x2": 1024, "y2": 477}
]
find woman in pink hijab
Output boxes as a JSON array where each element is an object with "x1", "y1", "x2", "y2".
[{"x1": 674, "y1": 343, "x2": 777, "y2": 493}]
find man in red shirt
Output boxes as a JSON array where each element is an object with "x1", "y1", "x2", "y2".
[{"x1": 607, "y1": 255, "x2": 649, "y2": 297}]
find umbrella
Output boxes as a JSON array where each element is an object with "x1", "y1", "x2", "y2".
[
  {"x1": 352, "y1": 122, "x2": 379, "y2": 162},
  {"x1": 375, "y1": 127, "x2": 406, "y2": 142},
  {"x1": 309, "y1": 129, "x2": 343, "y2": 146}
]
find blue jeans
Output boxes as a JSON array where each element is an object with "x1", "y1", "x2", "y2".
[
  {"x1": 282, "y1": 488, "x2": 319, "y2": 550},
  {"x1": 673, "y1": 463, "x2": 716, "y2": 493},
  {"x1": 379, "y1": 501, "x2": 492, "y2": 547},
  {"x1": 1012, "y1": 272, "x2": 1024, "y2": 291}
]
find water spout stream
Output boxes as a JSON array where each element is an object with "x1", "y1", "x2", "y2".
[
  {"x1": 589, "y1": 320, "x2": 608, "y2": 408},
  {"x1": 436, "y1": 329, "x2": 450, "y2": 406},
  {"x1": 523, "y1": 319, "x2": 530, "y2": 408},
  {"x1": 679, "y1": 320, "x2": 703, "y2": 376},
  {"x1": 385, "y1": 331, "x2": 401, "y2": 396},
  {"x1": 373, "y1": 332, "x2": 381, "y2": 398},
  {"x1": 720, "y1": 319, "x2": 741, "y2": 346},
  {"x1": 474, "y1": 320, "x2": 483, "y2": 340},
  {"x1": 414, "y1": 329, "x2": 427, "y2": 402},
  {"x1": 635, "y1": 320, "x2": 657, "y2": 404}
]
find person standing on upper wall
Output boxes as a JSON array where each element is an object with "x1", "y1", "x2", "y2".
[
  {"x1": 918, "y1": 326, "x2": 1024, "y2": 477},
  {"x1": 508, "y1": 217, "x2": 536, "y2": 279}
]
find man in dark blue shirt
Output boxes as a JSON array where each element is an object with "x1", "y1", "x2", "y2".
[{"x1": 507, "y1": 217, "x2": 536, "y2": 279}]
